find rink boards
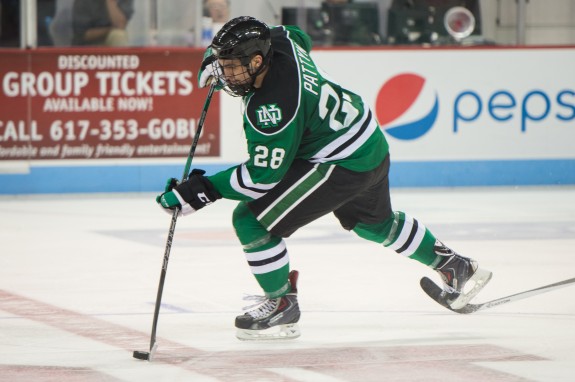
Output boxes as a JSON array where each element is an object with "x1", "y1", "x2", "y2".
[{"x1": 1, "y1": 47, "x2": 574, "y2": 193}]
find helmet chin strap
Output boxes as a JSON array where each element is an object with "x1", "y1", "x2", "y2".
[
  {"x1": 248, "y1": 52, "x2": 272, "y2": 88},
  {"x1": 247, "y1": 62, "x2": 261, "y2": 86},
  {"x1": 225, "y1": 54, "x2": 270, "y2": 96}
]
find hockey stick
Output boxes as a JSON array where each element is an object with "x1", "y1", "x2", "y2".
[
  {"x1": 133, "y1": 84, "x2": 216, "y2": 362},
  {"x1": 420, "y1": 276, "x2": 575, "y2": 314}
]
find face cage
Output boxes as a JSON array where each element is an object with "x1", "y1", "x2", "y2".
[{"x1": 212, "y1": 59, "x2": 256, "y2": 97}]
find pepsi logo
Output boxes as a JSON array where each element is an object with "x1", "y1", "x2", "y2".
[{"x1": 375, "y1": 73, "x2": 439, "y2": 140}]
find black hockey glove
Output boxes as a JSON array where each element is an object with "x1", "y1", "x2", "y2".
[{"x1": 156, "y1": 169, "x2": 222, "y2": 216}]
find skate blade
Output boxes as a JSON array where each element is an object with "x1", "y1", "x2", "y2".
[
  {"x1": 236, "y1": 323, "x2": 300, "y2": 341},
  {"x1": 448, "y1": 268, "x2": 493, "y2": 309}
]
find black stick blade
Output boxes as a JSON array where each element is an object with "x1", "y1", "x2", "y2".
[{"x1": 133, "y1": 350, "x2": 150, "y2": 361}]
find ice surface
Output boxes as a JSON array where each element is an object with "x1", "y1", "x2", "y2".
[{"x1": 1, "y1": 187, "x2": 574, "y2": 381}]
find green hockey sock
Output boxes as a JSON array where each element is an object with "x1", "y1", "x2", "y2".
[
  {"x1": 232, "y1": 202, "x2": 290, "y2": 297},
  {"x1": 353, "y1": 211, "x2": 439, "y2": 266}
]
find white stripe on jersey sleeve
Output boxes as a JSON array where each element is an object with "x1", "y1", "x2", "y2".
[
  {"x1": 323, "y1": 118, "x2": 378, "y2": 163},
  {"x1": 309, "y1": 107, "x2": 373, "y2": 163},
  {"x1": 230, "y1": 163, "x2": 278, "y2": 200}
]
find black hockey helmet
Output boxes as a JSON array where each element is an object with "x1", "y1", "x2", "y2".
[{"x1": 210, "y1": 16, "x2": 272, "y2": 96}]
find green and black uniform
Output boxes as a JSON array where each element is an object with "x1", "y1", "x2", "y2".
[{"x1": 207, "y1": 26, "x2": 440, "y2": 297}]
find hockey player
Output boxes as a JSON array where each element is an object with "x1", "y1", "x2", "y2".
[{"x1": 156, "y1": 16, "x2": 492, "y2": 340}]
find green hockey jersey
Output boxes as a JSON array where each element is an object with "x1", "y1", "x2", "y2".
[{"x1": 208, "y1": 25, "x2": 389, "y2": 201}]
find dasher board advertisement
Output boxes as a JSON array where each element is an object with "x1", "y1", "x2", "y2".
[{"x1": 0, "y1": 49, "x2": 220, "y2": 161}]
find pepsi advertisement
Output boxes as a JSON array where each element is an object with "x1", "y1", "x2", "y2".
[{"x1": 312, "y1": 47, "x2": 575, "y2": 186}]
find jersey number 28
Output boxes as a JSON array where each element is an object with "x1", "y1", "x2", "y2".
[{"x1": 254, "y1": 146, "x2": 285, "y2": 169}]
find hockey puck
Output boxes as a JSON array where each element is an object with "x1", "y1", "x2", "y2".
[{"x1": 133, "y1": 350, "x2": 150, "y2": 361}]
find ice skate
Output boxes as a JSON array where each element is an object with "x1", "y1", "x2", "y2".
[
  {"x1": 433, "y1": 242, "x2": 492, "y2": 309},
  {"x1": 235, "y1": 270, "x2": 301, "y2": 340}
]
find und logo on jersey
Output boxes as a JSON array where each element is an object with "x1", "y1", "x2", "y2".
[{"x1": 256, "y1": 104, "x2": 283, "y2": 128}]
